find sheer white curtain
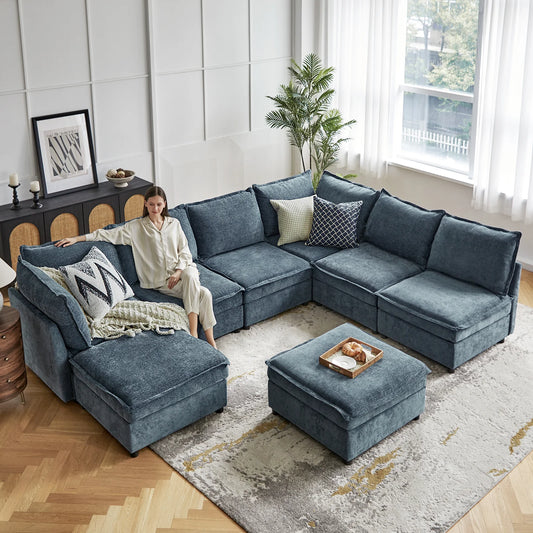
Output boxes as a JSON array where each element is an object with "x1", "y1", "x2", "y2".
[
  {"x1": 317, "y1": 0, "x2": 405, "y2": 180},
  {"x1": 472, "y1": 0, "x2": 533, "y2": 223}
]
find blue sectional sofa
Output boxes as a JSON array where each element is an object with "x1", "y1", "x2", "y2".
[{"x1": 10, "y1": 170, "x2": 522, "y2": 455}]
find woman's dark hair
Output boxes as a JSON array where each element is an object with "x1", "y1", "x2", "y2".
[{"x1": 142, "y1": 186, "x2": 169, "y2": 218}]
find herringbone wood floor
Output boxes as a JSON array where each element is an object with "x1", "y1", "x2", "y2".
[{"x1": 1, "y1": 270, "x2": 532, "y2": 532}]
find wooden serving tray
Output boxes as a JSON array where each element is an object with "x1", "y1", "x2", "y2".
[{"x1": 319, "y1": 337, "x2": 383, "y2": 378}]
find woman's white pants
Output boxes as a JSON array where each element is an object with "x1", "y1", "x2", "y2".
[{"x1": 157, "y1": 266, "x2": 216, "y2": 331}]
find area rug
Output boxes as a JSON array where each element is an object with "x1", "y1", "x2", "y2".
[{"x1": 151, "y1": 303, "x2": 533, "y2": 533}]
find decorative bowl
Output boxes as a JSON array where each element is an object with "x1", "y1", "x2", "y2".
[{"x1": 106, "y1": 168, "x2": 135, "y2": 188}]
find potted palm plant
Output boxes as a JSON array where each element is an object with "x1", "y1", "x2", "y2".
[{"x1": 266, "y1": 53, "x2": 356, "y2": 189}]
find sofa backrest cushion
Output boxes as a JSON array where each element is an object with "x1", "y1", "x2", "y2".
[
  {"x1": 364, "y1": 190, "x2": 445, "y2": 267},
  {"x1": 167, "y1": 206, "x2": 198, "y2": 260},
  {"x1": 186, "y1": 189, "x2": 264, "y2": 259},
  {"x1": 253, "y1": 170, "x2": 314, "y2": 237},
  {"x1": 20, "y1": 241, "x2": 124, "y2": 274},
  {"x1": 316, "y1": 171, "x2": 379, "y2": 242},
  {"x1": 16, "y1": 257, "x2": 91, "y2": 351},
  {"x1": 427, "y1": 214, "x2": 521, "y2": 295},
  {"x1": 96, "y1": 222, "x2": 138, "y2": 285}
]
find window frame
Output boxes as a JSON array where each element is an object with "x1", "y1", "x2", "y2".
[{"x1": 393, "y1": 1, "x2": 481, "y2": 180}]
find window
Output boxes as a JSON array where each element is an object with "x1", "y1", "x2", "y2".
[{"x1": 398, "y1": 0, "x2": 480, "y2": 175}]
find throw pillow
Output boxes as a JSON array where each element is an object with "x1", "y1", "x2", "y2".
[
  {"x1": 306, "y1": 196, "x2": 363, "y2": 249},
  {"x1": 59, "y1": 246, "x2": 134, "y2": 320},
  {"x1": 270, "y1": 196, "x2": 314, "y2": 246}
]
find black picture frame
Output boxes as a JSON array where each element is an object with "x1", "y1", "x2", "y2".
[{"x1": 32, "y1": 109, "x2": 98, "y2": 198}]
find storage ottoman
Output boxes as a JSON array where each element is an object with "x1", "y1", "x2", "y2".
[{"x1": 266, "y1": 323, "x2": 430, "y2": 463}]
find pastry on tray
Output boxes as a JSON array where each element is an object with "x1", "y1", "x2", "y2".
[{"x1": 341, "y1": 341, "x2": 366, "y2": 363}]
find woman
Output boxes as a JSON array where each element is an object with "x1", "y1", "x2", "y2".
[{"x1": 55, "y1": 186, "x2": 217, "y2": 349}]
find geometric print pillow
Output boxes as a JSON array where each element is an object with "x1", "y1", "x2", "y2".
[
  {"x1": 270, "y1": 195, "x2": 314, "y2": 246},
  {"x1": 59, "y1": 246, "x2": 134, "y2": 320},
  {"x1": 305, "y1": 196, "x2": 363, "y2": 249}
]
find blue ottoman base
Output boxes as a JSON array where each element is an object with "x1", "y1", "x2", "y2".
[
  {"x1": 269, "y1": 382, "x2": 425, "y2": 463},
  {"x1": 266, "y1": 323, "x2": 430, "y2": 463}
]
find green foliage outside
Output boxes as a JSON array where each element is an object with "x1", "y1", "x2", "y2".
[{"x1": 406, "y1": 0, "x2": 478, "y2": 93}]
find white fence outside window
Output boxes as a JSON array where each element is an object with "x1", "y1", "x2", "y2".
[{"x1": 402, "y1": 127, "x2": 470, "y2": 156}]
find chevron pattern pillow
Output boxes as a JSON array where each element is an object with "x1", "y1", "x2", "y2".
[
  {"x1": 59, "y1": 246, "x2": 134, "y2": 320},
  {"x1": 306, "y1": 196, "x2": 363, "y2": 248}
]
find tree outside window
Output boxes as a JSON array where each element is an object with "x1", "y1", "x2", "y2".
[{"x1": 400, "y1": 0, "x2": 479, "y2": 174}]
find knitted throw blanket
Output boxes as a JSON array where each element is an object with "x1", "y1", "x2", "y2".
[{"x1": 40, "y1": 267, "x2": 189, "y2": 339}]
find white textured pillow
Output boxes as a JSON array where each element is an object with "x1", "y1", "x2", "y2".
[
  {"x1": 59, "y1": 246, "x2": 134, "y2": 320},
  {"x1": 270, "y1": 196, "x2": 315, "y2": 246}
]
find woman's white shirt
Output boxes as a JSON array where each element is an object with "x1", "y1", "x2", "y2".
[{"x1": 86, "y1": 217, "x2": 194, "y2": 289}]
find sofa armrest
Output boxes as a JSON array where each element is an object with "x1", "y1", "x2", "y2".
[
  {"x1": 9, "y1": 287, "x2": 75, "y2": 402},
  {"x1": 508, "y1": 262, "x2": 522, "y2": 299},
  {"x1": 507, "y1": 262, "x2": 522, "y2": 335}
]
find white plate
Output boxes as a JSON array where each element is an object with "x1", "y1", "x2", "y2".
[{"x1": 330, "y1": 354, "x2": 357, "y2": 370}]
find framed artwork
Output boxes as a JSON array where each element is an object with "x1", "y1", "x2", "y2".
[{"x1": 32, "y1": 109, "x2": 98, "y2": 198}]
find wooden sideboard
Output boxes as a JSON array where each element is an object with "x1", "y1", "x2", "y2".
[
  {"x1": 0, "y1": 307, "x2": 26, "y2": 404},
  {"x1": 0, "y1": 177, "x2": 151, "y2": 269}
]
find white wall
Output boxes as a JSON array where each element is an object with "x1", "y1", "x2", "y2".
[
  {"x1": 151, "y1": 0, "x2": 293, "y2": 204},
  {"x1": 0, "y1": 0, "x2": 293, "y2": 209}
]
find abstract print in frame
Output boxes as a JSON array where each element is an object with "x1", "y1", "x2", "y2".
[{"x1": 32, "y1": 109, "x2": 98, "y2": 198}]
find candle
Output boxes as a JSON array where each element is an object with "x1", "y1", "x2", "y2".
[
  {"x1": 9, "y1": 173, "x2": 19, "y2": 186},
  {"x1": 30, "y1": 181, "x2": 40, "y2": 193}
]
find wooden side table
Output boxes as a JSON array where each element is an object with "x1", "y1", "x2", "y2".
[{"x1": 0, "y1": 307, "x2": 26, "y2": 404}]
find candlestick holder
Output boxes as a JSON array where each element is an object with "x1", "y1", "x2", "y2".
[
  {"x1": 30, "y1": 189, "x2": 43, "y2": 209},
  {"x1": 8, "y1": 183, "x2": 21, "y2": 210}
]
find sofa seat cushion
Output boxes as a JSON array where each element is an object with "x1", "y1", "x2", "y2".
[
  {"x1": 253, "y1": 170, "x2": 314, "y2": 237},
  {"x1": 202, "y1": 242, "x2": 311, "y2": 304},
  {"x1": 378, "y1": 270, "x2": 512, "y2": 342},
  {"x1": 70, "y1": 330, "x2": 229, "y2": 423},
  {"x1": 186, "y1": 189, "x2": 264, "y2": 259},
  {"x1": 132, "y1": 264, "x2": 243, "y2": 313},
  {"x1": 265, "y1": 234, "x2": 338, "y2": 263},
  {"x1": 313, "y1": 243, "x2": 423, "y2": 306},
  {"x1": 427, "y1": 214, "x2": 521, "y2": 296},
  {"x1": 266, "y1": 323, "x2": 430, "y2": 429},
  {"x1": 364, "y1": 190, "x2": 444, "y2": 267},
  {"x1": 316, "y1": 171, "x2": 379, "y2": 242}
]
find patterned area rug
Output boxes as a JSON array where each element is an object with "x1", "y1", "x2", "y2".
[{"x1": 151, "y1": 303, "x2": 533, "y2": 533}]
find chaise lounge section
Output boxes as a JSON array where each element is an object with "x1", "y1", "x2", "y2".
[{"x1": 11, "y1": 241, "x2": 229, "y2": 456}]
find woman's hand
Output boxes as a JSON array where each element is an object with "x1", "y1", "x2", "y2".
[
  {"x1": 55, "y1": 235, "x2": 85, "y2": 247},
  {"x1": 167, "y1": 269, "x2": 182, "y2": 290}
]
